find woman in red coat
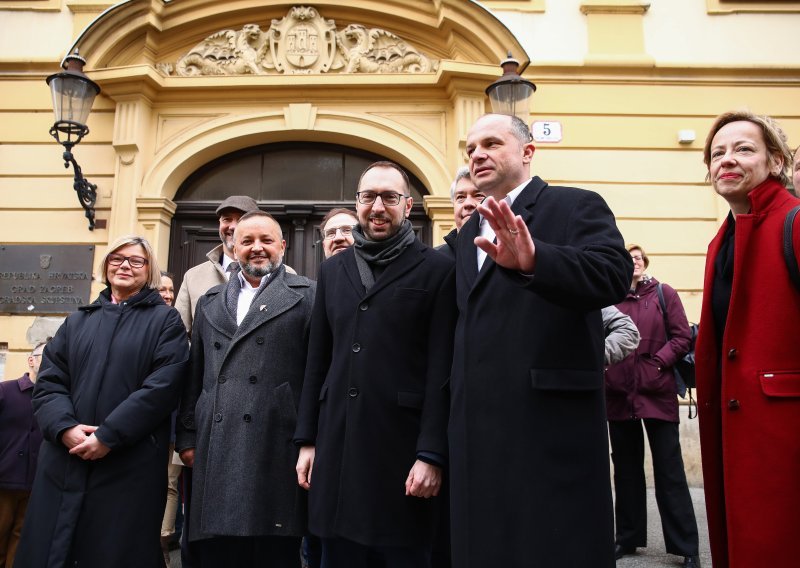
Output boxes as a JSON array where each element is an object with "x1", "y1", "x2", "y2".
[{"x1": 696, "y1": 111, "x2": 800, "y2": 567}]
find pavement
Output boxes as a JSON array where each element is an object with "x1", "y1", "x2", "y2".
[
  {"x1": 169, "y1": 486, "x2": 712, "y2": 567},
  {"x1": 616, "y1": 487, "x2": 711, "y2": 568}
]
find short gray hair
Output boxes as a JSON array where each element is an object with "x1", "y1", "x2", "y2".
[{"x1": 449, "y1": 166, "x2": 471, "y2": 202}]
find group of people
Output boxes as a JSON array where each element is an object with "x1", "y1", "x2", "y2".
[{"x1": 2, "y1": 110, "x2": 799, "y2": 568}]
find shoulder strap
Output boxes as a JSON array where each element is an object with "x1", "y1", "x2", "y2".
[
  {"x1": 656, "y1": 282, "x2": 672, "y2": 340},
  {"x1": 784, "y1": 205, "x2": 800, "y2": 291}
]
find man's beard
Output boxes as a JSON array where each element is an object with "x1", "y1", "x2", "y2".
[
  {"x1": 220, "y1": 230, "x2": 235, "y2": 253},
  {"x1": 242, "y1": 258, "x2": 280, "y2": 279}
]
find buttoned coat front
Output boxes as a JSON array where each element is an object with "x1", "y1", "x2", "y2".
[
  {"x1": 449, "y1": 177, "x2": 631, "y2": 567},
  {"x1": 294, "y1": 239, "x2": 456, "y2": 548},
  {"x1": 696, "y1": 178, "x2": 800, "y2": 568},
  {"x1": 176, "y1": 266, "x2": 315, "y2": 541},
  {"x1": 0, "y1": 374, "x2": 42, "y2": 492}
]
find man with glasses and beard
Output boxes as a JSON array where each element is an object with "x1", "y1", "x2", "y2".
[
  {"x1": 295, "y1": 161, "x2": 456, "y2": 567},
  {"x1": 177, "y1": 211, "x2": 315, "y2": 567}
]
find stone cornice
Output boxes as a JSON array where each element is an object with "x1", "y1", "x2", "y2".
[{"x1": 580, "y1": 1, "x2": 650, "y2": 15}]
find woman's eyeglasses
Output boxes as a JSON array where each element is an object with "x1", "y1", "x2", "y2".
[{"x1": 108, "y1": 254, "x2": 148, "y2": 268}]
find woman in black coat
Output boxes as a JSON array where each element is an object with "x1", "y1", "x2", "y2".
[{"x1": 16, "y1": 235, "x2": 189, "y2": 568}]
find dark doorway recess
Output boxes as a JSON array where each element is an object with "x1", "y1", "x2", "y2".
[{"x1": 168, "y1": 142, "x2": 432, "y2": 285}]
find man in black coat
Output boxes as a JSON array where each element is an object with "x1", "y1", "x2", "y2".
[
  {"x1": 436, "y1": 166, "x2": 486, "y2": 260},
  {"x1": 449, "y1": 114, "x2": 632, "y2": 566},
  {"x1": 294, "y1": 161, "x2": 456, "y2": 568}
]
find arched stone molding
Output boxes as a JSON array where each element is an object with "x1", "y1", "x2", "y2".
[
  {"x1": 137, "y1": 106, "x2": 452, "y2": 237},
  {"x1": 71, "y1": 0, "x2": 528, "y2": 71}
]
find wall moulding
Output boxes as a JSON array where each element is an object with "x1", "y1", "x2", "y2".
[
  {"x1": 70, "y1": 0, "x2": 529, "y2": 76},
  {"x1": 580, "y1": 1, "x2": 650, "y2": 14},
  {"x1": 154, "y1": 5, "x2": 439, "y2": 77},
  {"x1": 706, "y1": 0, "x2": 800, "y2": 14}
]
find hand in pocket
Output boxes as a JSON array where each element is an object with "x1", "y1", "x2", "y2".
[{"x1": 637, "y1": 356, "x2": 666, "y2": 394}]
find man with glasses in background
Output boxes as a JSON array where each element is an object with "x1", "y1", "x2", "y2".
[
  {"x1": 318, "y1": 208, "x2": 358, "y2": 259},
  {"x1": 0, "y1": 340, "x2": 48, "y2": 568},
  {"x1": 295, "y1": 161, "x2": 456, "y2": 568}
]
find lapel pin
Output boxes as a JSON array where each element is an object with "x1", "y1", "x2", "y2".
[{"x1": 259, "y1": 305, "x2": 267, "y2": 311}]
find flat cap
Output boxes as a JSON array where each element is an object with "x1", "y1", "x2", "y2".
[{"x1": 215, "y1": 195, "x2": 259, "y2": 216}]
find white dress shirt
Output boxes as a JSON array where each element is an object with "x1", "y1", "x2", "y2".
[
  {"x1": 477, "y1": 179, "x2": 530, "y2": 271},
  {"x1": 235, "y1": 271, "x2": 270, "y2": 326}
]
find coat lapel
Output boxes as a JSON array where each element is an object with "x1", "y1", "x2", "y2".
[
  {"x1": 203, "y1": 288, "x2": 237, "y2": 339},
  {"x1": 341, "y1": 248, "x2": 366, "y2": 297},
  {"x1": 231, "y1": 269, "x2": 303, "y2": 347},
  {"x1": 457, "y1": 213, "x2": 480, "y2": 290}
]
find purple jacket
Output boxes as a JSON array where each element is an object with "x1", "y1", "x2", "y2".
[
  {"x1": 605, "y1": 276, "x2": 691, "y2": 422},
  {"x1": 0, "y1": 373, "x2": 43, "y2": 491}
]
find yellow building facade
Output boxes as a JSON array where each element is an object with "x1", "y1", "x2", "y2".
[{"x1": 1, "y1": 0, "x2": 799, "y2": 379}]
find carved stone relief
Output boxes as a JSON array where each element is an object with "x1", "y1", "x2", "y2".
[{"x1": 155, "y1": 6, "x2": 438, "y2": 76}]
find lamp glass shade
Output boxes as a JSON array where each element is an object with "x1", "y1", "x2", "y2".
[
  {"x1": 46, "y1": 72, "x2": 100, "y2": 127},
  {"x1": 487, "y1": 82, "x2": 534, "y2": 122}
]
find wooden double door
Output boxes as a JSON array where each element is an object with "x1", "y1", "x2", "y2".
[{"x1": 168, "y1": 142, "x2": 432, "y2": 288}]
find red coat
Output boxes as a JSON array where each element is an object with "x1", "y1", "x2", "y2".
[{"x1": 696, "y1": 178, "x2": 800, "y2": 568}]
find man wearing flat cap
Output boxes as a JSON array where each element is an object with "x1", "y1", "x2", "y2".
[{"x1": 175, "y1": 196, "x2": 261, "y2": 334}]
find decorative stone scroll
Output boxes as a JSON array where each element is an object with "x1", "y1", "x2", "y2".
[{"x1": 156, "y1": 6, "x2": 438, "y2": 76}]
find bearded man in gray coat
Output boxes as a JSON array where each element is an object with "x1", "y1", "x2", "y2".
[{"x1": 176, "y1": 211, "x2": 315, "y2": 566}]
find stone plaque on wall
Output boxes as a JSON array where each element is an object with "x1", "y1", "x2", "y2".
[{"x1": 0, "y1": 245, "x2": 95, "y2": 314}]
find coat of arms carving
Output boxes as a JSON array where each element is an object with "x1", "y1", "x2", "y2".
[{"x1": 156, "y1": 6, "x2": 438, "y2": 76}]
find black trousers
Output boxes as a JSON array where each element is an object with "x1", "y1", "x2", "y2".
[
  {"x1": 321, "y1": 537, "x2": 431, "y2": 568},
  {"x1": 194, "y1": 535, "x2": 302, "y2": 567},
  {"x1": 609, "y1": 418, "x2": 699, "y2": 556}
]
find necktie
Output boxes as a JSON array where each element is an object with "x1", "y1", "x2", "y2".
[
  {"x1": 225, "y1": 271, "x2": 242, "y2": 322},
  {"x1": 225, "y1": 262, "x2": 240, "y2": 279}
]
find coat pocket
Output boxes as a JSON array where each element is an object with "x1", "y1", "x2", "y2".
[
  {"x1": 392, "y1": 287, "x2": 428, "y2": 300},
  {"x1": 530, "y1": 368, "x2": 601, "y2": 392},
  {"x1": 637, "y1": 356, "x2": 668, "y2": 395},
  {"x1": 759, "y1": 370, "x2": 800, "y2": 398}
]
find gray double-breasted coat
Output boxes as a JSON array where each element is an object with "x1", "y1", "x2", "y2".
[{"x1": 176, "y1": 265, "x2": 315, "y2": 541}]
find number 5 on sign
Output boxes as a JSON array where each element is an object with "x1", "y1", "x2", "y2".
[{"x1": 531, "y1": 121, "x2": 562, "y2": 143}]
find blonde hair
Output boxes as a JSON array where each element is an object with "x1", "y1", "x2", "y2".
[
  {"x1": 703, "y1": 110, "x2": 793, "y2": 187},
  {"x1": 626, "y1": 243, "x2": 649, "y2": 269},
  {"x1": 100, "y1": 235, "x2": 161, "y2": 289}
]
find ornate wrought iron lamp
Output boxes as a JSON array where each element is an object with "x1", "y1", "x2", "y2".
[
  {"x1": 485, "y1": 52, "x2": 536, "y2": 122},
  {"x1": 46, "y1": 50, "x2": 101, "y2": 230}
]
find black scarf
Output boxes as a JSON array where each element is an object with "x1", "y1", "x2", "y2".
[{"x1": 352, "y1": 220, "x2": 415, "y2": 291}]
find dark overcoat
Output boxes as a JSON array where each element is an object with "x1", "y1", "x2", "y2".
[
  {"x1": 176, "y1": 266, "x2": 315, "y2": 540},
  {"x1": 294, "y1": 239, "x2": 456, "y2": 547},
  {"x1": 16, "y1": 287, "x2": 189, "y2": 568},
  {"x1": 0, "y1": 374, "x2": 42, "y2": 491},
  {"x1": 696, "y1": 178, "x2": 800, "y2": 567},
  {"x1": 449, "y1": 177, "x2": 631, "y2": 567}
]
